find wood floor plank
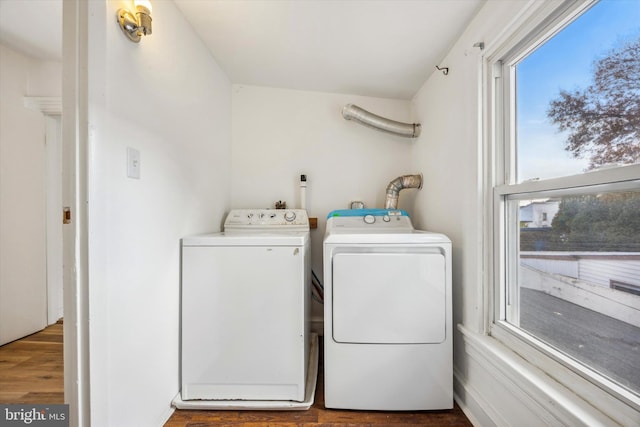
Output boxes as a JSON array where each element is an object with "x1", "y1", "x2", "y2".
[
  {"x1": 10, "y1": 392, "x2": 65, "y2": 404},
  {"x1": 0, "y1": 391, "x2": 26, "y2": 401},
  {"x1": 0, "y1": 323, "x2": 64, "y2": 405}
]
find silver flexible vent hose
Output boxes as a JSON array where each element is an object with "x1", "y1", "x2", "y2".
[
  {"x1": 342, "y1": 104, "x2": 421, "y2": 138},
  {"x1": 384, "y1": 174, "x2": 423, "y2": 209}
]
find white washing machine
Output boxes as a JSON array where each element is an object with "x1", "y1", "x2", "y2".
[
  {"x1": 323, "y1": 209, "x2": 452, "y2": 411},
  {"x1": 180, "y1": 209, "x2": 310, "y2": 403}
]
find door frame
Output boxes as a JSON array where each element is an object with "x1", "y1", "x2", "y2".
[
  {"x1": 62, "y1": 0, "x2": 90, "y2": 424},
  {"x1": 24, "y1": 97, "x2": 64, "y2": 326}
]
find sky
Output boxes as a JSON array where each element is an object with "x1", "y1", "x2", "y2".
[{"x1": 516, "y1": 0, "x2": 640, "y2": 183}]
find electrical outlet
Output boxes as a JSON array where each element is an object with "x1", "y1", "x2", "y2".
[{"x1": 127, "y1": 147, "x2": 140, "y2": 179}]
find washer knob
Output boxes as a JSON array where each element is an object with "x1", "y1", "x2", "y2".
[
  {"x1": 383, "y1": 215, "x2": 390, "y2": 222},
  {"x1": 363, "y1": 214, "x2": 376, "y2": 224},
  {"x1": 284, "y1": 211, "x2": 296, "y2": 222}
]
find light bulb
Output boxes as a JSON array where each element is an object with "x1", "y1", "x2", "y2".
[{"x1": 134, "y1": 0, "x2": 152, "y2": 13}]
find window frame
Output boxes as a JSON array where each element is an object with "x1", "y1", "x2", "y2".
[{"x1": 484, "y1": 0, "x2": 640, "y2": 411}]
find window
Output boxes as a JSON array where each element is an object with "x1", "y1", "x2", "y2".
[{"x1": 489, "y1": 0, "x2": 640, "y2": 403}]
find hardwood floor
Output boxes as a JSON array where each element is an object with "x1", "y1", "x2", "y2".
[
  {"x1": 166, "y1": 400, "x2": 472, "y2": 427},
  {"x1": 0, "y1": 326, "x2": 473, "y2": 426},
  {"x1": 166, "y1": 344, "x2": 473, "y2": 427},
  {"x1": 0, "y1": 321, "x2": 64, "y2": 404}
]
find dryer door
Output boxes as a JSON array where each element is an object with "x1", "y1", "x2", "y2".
[{"x1": 332, "y1": 250, "x2": 445, "y2": 344}]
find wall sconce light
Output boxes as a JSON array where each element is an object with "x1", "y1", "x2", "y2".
[{"x1": 117, "y1": 0, "x2": 153, "y2": 43}]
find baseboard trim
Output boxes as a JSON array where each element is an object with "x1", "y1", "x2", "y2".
[
  {"x1": 453, "y1": 368, "x2": 496, "y2": 427},
  {"x1": 158, "y1": 404, "x2": 175, "y2": 427}
]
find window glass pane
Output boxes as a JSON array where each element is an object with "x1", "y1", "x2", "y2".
[
  {"x1": 516, "y1": 0, "x2": 640, "y2": 183},
  {"x1": 509, "y1": 190, "x2": 640, "y2": 394}
]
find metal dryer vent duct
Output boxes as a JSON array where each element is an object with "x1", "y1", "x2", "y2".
[
  {"x1": 384, "y1": 174, "x2": 423, "y2": 209},
  {"x1": 342, "y1": 104, "x2": 421, "y2": 138}
]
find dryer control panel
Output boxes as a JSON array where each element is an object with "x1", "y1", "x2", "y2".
[
  {"x1": 326, "y1": 209, "x2": 413, "y2": 231},
  {"x1": 224, "y1": 209, "x2": 309, "y2": 230}
]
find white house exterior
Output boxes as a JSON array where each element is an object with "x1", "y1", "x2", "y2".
[{"x1": 520, "y1": 200, "x2": 560, "y2": 228}]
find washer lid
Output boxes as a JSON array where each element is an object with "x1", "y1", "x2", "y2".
[{"x1": 182, "y1": 231, "x2": 309, "y2": 247}]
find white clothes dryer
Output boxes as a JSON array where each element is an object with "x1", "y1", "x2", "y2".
[
  {"x1": 323, "y1": 209, "x2": 452, "y2": 411},
  {"x1": 180, "y1": 209, "x2": 311, "y2": 403}
]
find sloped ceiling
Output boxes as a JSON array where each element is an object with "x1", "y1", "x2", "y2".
[
  {"x1": 0, "y1": 0, "x2": 484, "y2": 99},
  {"x1": 174, "y1": 0, "x2": 484, "y2": 99}
]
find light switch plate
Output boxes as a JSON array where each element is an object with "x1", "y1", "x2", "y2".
[{"x1": 127, "y1": 147, "x2": 140, "y2": 179}]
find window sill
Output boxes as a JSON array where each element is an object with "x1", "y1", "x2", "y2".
[{"x1": 457, "y1": 324, "x2": 640, "y2": 426}]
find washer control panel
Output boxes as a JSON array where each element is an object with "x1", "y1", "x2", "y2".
[{"x1": 224, "y1": 209, "x2": 309, "y2": 229}]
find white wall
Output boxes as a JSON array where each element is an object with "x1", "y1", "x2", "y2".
[
  {"x1": 231, "y1": 85, "x2": 415, "y2": 321},
  {"x1": 85, "y1": 1, "x2": 231, "y2": 425},
  {"x1": 410, "y1": 0, "x2": 513, "y2": 340},
  {"x1": 0, "y1": 44, "x2": 61, "y2": 345},
  {"x1": 411, "y1": 1, "x2": 639, "y2": 425},
  {"x1": 410, "y1": 0, "x2": 559, "y2": 423}
]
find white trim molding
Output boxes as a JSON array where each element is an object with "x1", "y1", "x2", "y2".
[
  {"x1": 456, "y1": 324, "x2": 640, "y2": 426},
  {"x1": 24, "y1": 96, "x2": 62, "y2": 116}
]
